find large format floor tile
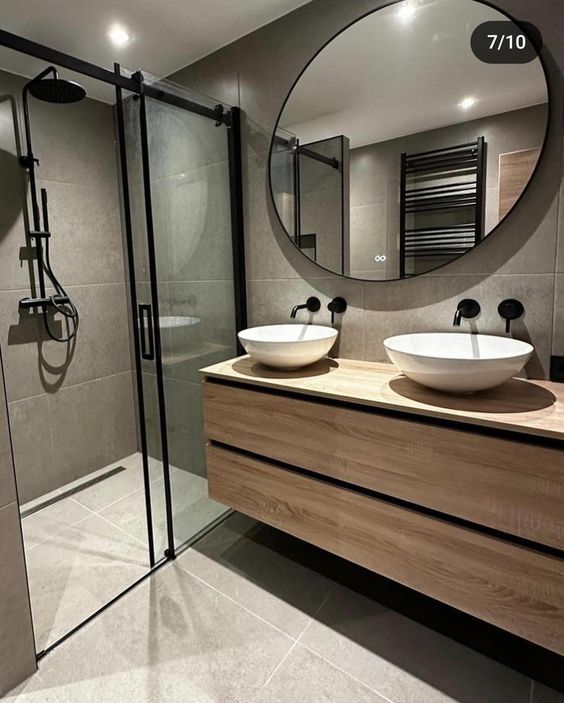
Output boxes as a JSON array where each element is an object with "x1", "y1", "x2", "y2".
[
  {"x1": 100, "y1": 467, "x2": 227, "y2": 554},
  {"x1": 178, "y1": 512, "x2": 334, "y2": 638},
  {"x1": 69, "y1": 461, "x2": 146, "y2": 513},
  {"x1": 25, "y1": 514, "x2": 149, "y2": 651},
  {"x1": 300, "y1": 584, "x2": 532, "y2": 703},
  {"x1": 21, "y1": 498, "x2": 91, "y2": 550},
  {"x1": 12, "y1": 563, "x2": 293, "y2": 703},
  {"x1": 256, "y1": 644, "x2": 387, "y2": 703}
]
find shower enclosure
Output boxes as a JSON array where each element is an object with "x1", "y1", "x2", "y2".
[
  {"x1": 271, "y1": 129, "x2": 349, "y2": 275},
  {"x1": 0, "y1": 29, "x2": 245, "y2": 656},
  {"x1": 116, "y1": 70, "x2": 246, "y2": 560}
]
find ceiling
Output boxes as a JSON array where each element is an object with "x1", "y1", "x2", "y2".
[
  {"x1": 0, "y1": 0, "x2": 311, "y2": 103},
  {"x1": 281, "y1": 0, "x2": 548, "y2": 148}
]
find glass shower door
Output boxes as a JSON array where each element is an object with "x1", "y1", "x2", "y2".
[{"x1": 120, "y1": 75, "x2": 242, "y2": 556}]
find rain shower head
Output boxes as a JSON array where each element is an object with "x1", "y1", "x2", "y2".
[{"x1": 28, "y1": 77, "x2": 86, "y2": 104}]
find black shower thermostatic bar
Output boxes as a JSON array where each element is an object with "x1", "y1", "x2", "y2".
[{"x1": 19, "y1": 295, "x2": 70, "y2": 310}]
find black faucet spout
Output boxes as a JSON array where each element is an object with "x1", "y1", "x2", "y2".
[
  {"x1": 291, "y1": 296, "x2": 321, "y2": 319},
  {"x1": 290, "y1": 304, "x2": 305, "y2": 319},
  {"x1": 453, "y1": 310, "x2": 462, "y2": 326}
]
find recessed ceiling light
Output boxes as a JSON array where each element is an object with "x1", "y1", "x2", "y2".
[
  {"x1": 108, "y1": 25, "x2": 131, "y2": 47},
  {"x1": 459, "y1": 96, "x2": 477, "y2": 110},
  {"x1": 397, "y1": 3, "x2": 416, "y2": 20}
]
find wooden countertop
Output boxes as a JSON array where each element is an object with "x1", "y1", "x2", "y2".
[{"x1": 200, "y1": 355, "x2": 564, "y2": 441}]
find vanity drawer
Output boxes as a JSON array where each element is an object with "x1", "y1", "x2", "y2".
[
  {"x1": 203, "y1": 381, "x2": 564, "y2": 549},
  {"x1": 207, "y1": 444, "x2": 564, "y2": 655}
]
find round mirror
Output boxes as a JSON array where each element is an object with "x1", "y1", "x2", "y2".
[{"x1": 269, "y1": 0, "x2": 549, "y2": 281}]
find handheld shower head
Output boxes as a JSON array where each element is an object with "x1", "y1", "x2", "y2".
[{"x1": 28, "y1": 77, "x2": 86, "y2": 104}]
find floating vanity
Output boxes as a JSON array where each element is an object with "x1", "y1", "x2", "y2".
[{"x1": 201, "y1": 355, "x2": 564, "y2": 655}]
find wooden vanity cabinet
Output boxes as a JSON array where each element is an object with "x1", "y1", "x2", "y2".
[{"x1": 201, "y1": 357, "x2": 564, "y2": 656}]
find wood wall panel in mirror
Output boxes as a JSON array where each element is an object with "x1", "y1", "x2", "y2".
[{"x1": 269, "y1": 0, "x2": 549, "y2": 281}]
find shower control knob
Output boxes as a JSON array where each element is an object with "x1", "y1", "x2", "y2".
[
  {"x1": 328, "y1": 297, "x2": 347, "y2": 324},
  {"x1": 498, "y1": 299, "x2": 524, "y2": 333}
]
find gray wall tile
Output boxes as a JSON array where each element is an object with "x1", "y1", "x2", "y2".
[
  {"x1": 35, "y1": 180, "x2": 126, "y2": 286},
  {"x1": 48, "y1": 373, "x2": 137, "y2": 489},
  {"x1": 162, "y1": 163, "x2": 233, "y2": 282},
  {"x1": 24, "y1": 94, "x2": 118, "y2": 187},
  {"x1": 553, "y1": 274, "x2": 564, "y2": 356},
  {"x1": 145, "y1": 98, "x2": 229, "y2": 179},
  {"x1": 0, "y1": 504, "x2": 36, "y2": 694},
  {"x1": 0, "y1": 376, "x2": 17, "y2": 510},
  {"x1": 8, "y1": 394, "x2": 54, "y2": 503},
  {"x1": 0, "y1": 284, "x2": 133, "y2": 403}
]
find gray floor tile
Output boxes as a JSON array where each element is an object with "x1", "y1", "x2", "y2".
[
  {"x1": 256, "y1": 644, "x2": 388, "y2": 702},
  {"x1": 21, "y1": 498, "x2": 91, "y2": 550},
  {"x1": 178, "y1": 512, "x2": 334, "y2": 638},
  {"x1": 34, "y1": 563, "x2": 293, "y2": 702},
  {"x1": 3, "y1": 674, "x2": 61, "y2": 702},
  {"x1": 20, "y1": 488, "x2": 66, "y2": 515},
  {"x1": 99, "y1": 468, "x2": 227, "y2": 554},
  {"x1": 25, "y1": 514, "x2": 149, "y2": 651},
  {"x1": 300, "y1": 585, "x2": 531, "y2": 703},
  {"x1": 70, "y1": 465, "x2": 145, "y2": 512},
  {"x1": 533, "y1": 682, "x2": 564, "y2": 702}
]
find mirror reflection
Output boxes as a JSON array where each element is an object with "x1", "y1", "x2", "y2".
[{"x1": 270, "y1": 0, "x2": 549, "y2": 280}]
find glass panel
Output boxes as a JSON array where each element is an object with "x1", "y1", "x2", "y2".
[
  {"x1": 271, "y1": 128, "x2": 297, "y2": 238},
  {"x1": 298, "y1": 137, "x2": 346, "y2": 274},
  {"x1": 124, "y1": 76, "x2": 235, "y2": 554}
]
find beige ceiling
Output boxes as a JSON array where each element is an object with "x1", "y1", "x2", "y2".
[{"x1": 0, "y1": 0, "x2": 311, "y2": 103}]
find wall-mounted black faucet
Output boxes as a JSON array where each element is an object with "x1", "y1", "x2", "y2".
[
  {"x1": 291, "y1": 296, "x2": 321, "y2": 319},
  {"x1": 453, "y1": 299, "x2": 480, "y2": 327},
  {"x1": 328, "y1": 297, "x2": 347, "y2": 324},
  {"x1": 498, "y1": 299, "x2": 524, "y2": 333}
]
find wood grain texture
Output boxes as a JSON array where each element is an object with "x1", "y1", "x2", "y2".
[
  {"x1": 207, "y1": 444, "x2": 564, "y2": 656},
  {"x1": 203, "y1": 382, "x2": 564, "y2": 549},
  {"x1": 498, "y1": 147, "x2": 541, "y2": 219},
  {"x1": 201, "y1": 356, "x2": 564, "y2": 440}
]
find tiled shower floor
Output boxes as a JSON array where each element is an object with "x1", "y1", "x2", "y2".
[
  {"x1": 19, "y1": 453, "x2": 226, "y2": 652},
  {"x1": 8, "y1": 511, "x2": 564, "y2": 702}
]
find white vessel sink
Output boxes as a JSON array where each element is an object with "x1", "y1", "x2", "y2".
[
  {"x1": 384, "y1": 333, "x2": 534, "y2": 393},
  {"x1": 238, "y1": 324, "x2": 338, "y2": 370}
]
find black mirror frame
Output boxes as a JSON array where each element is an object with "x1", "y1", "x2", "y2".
[{"x1": 267, "y1": 0, "x2": 552, "y2": 283}]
